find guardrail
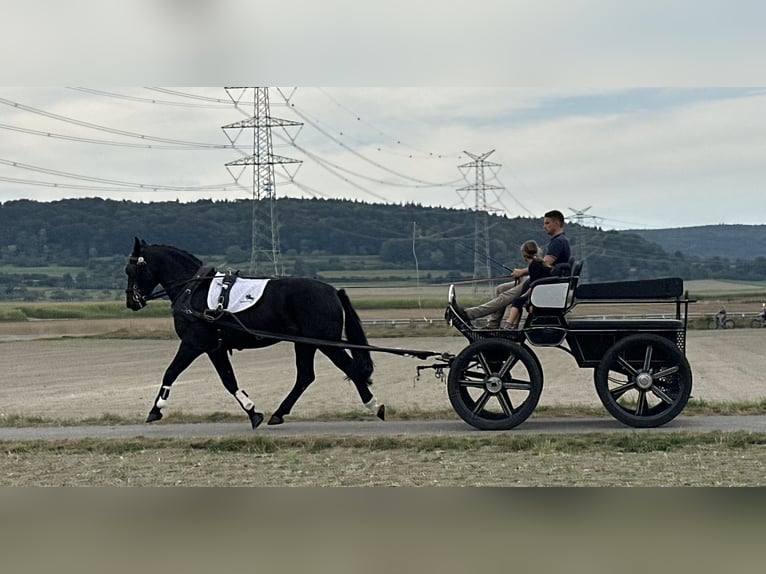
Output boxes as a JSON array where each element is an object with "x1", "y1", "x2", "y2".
[{"x1": 361, "y1": 312, "x2": 766, "y2": 327}]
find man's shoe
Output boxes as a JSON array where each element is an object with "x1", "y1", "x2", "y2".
[{"x1": 453, "y1": 304, "x2": 472, "y2": 326}]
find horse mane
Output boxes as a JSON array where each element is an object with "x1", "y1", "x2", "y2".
[{"x1": 148, "y1": 244, "x2": 203, "y2": 268}]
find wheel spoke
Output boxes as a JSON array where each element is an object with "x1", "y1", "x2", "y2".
[
  {"x1": 497, "y1": 390, "x2": 517, "y2": 416},
  {"x1": 634, "y1": 390, "x2": 648, "y2": 415},
  {"x1": 654, "y1": 365, "x2": 679, "y2": 379},
  {"x1": 609, "y1": 376, "x2": 637, "y2": 400},
  {"x1": 458, "y1": 377, "x2": 485, "y2": 389},
  {"x1": 504, "y1": 378, "x2": 532, "y2": 391},
  {"x1": 616, "y1": 356, "x2": 639, "y2": 376},
  {"x1": 651, "y1": 386, "x2": 674, "y2": 405},
  {"x1": 463, "y1": 369, "x2": 489, "y2": 380},
  {"x1": 477, "y1": 352, "x2": 494, "y2": 376},
  {"x1": 497, "y1": 355, "x2": 519, "y2": 379},
  {"x1": 471, "y1": 391, "x2": 492, "y2": 415},
  {"x1": 642, "y1": 345, "x2": 653, "y2": 372}
]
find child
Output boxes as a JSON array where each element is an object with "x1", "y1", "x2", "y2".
[{"x1": 503, "y1": 240, "x2": 551, "y2": 330}]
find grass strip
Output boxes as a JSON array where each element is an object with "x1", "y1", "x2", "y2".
[
  {"x1": 1, "y1": 399, "x2": 765, "y2": 428},
  {"x1": 2, "y1": 431, "x2": 765, "y2": 456}
]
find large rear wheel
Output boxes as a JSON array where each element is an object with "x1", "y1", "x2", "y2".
[
  {"x1": 594, "y1": 334, "x2": 692, "y2": 428},
  {"x1": 447, "y1": 338, "x2": 543, "y2": 430}
]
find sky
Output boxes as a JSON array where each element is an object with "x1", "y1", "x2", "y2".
[{"x1": 1, "y1": 1, "x2": 765, "y2": 231}]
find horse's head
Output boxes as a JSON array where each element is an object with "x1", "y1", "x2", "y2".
[{"x1": 125, "y1": 237, "x2": 158, "y2": 311}]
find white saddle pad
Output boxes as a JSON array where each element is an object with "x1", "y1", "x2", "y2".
[{"x1": 207, "y1": 274, "x2": 270, "y2": 313}]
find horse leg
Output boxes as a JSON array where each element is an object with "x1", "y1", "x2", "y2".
[
  {"x1": 207, "y1": 348, "x2": 264, "y2": 429},
  {"x1": 147, "y1": 342, "x2": 202, "y2": 423},
  {"x1": 268, "y1": 343, "x2": 317, "y2": 426},
  {"x1": 319, "y1": 347, "x2": 385, "y2": 421}
]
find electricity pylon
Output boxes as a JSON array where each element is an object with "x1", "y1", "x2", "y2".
[
  {"x1": 458, "y1": 150, "x2": 503, "y2": 291},
  {"x1": 222, "y1": 87, "x2": 302, "y2": 275}
]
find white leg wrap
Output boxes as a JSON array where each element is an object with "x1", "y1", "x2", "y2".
[
  {"x1": 235, "y1": 389, "x2": 254, "y2": 411},
  {"x1": 364, "y1": 397, "x2": 379, "y2": 413},
  {"x1": 156, "y1": 386, "x2": 171, "y2": 408}
]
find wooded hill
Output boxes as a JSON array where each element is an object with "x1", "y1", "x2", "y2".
[
  {"x1": 1, "y1": 198, "x2": 765, "y2": 298},
  {"x1": 625, "y1": 224, "x2": 766, "y2": 259}
]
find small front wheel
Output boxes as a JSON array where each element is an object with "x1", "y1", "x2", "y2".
[
  {"x1": 447, "y1": 338, "x2": 543, "y2": 430},
  {"x1": 594, "y1": 334, "x2": 692, "y2": 428},
  {"x1": 707, "y1": 318, "x2": 718, "y2": 330}
]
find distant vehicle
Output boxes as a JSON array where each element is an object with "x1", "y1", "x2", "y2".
[{"x1": 708, "y1": 309, "x2": 735, "y2": 330}]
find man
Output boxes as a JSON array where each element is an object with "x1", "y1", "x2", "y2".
[{"x1": 454, "y1": 209, "x2": 572, "y2": 328}]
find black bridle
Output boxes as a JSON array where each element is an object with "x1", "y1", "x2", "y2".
[{"x1": 125, "y1": 254, "x2": 198, "y2": 307}]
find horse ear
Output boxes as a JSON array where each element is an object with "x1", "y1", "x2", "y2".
[{"x1": 132, "y1": 237, "x2": 142, "y2": 255}]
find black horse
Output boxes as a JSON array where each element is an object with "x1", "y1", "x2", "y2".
[{"x1": 124, "y1": 238, "x2": 383, "y2": 428}]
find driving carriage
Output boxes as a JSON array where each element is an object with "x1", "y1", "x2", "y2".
[
  {"x1": 439, "y1": 263, "x2": 694, "y2": 429},
  {"x1": 125, "y1": 239, "x2": 693, "y2": 432}
]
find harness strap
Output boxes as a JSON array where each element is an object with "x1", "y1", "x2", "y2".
[
  {"x1": 216, "y1": 270, "x2": 240, "y2": 312},
  {"x1": 171, "y1": 265, "x2": 217, "y2": 317}
]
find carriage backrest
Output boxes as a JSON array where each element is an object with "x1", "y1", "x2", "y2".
[
  {"x1": 550, "y1": 255, "x2": 575, "y2": 278},
  {"x1": 573, "y1": 277, "x2": 683, "y2": 300},
  {"x1": 529, "y1": 259, "x2": 583, "y2": 311}
]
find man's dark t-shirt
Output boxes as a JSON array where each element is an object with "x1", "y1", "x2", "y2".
[{"x1": 546, "y1": 232, "x2": 571, "y2": 264}]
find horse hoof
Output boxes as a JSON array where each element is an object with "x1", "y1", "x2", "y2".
[
  {"x1": 249, "y1": 410, "x2": 264, "y2": 429},
  {"x1": 376, "y1": 404, "x2": 386, "y2": 421},
  {"x1": 267, "y1": 414, "x2": 284, "y2": 426},
  {"x1": 146, "y1": 409, "x2": 163, "y2": 423}
]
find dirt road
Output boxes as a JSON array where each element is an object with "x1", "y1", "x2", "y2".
[{"x1": 1, "y1": 329, "x2": 765, "y2": 423}]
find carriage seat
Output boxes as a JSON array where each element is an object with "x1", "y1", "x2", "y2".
[{"x1": 528, "y1": 259, "x2": 583, "y2": 311}]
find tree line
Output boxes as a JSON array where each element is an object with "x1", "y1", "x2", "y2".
[{"x1": 1, "y1": 197, "x2": 765, "y2": 289}]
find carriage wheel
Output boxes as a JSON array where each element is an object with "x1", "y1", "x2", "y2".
[
  {"x1": 751, "y1": 318, "x2": 764, "y2": 329},
  {"x1": 723, "y1": 319, "x2": 735, "y2": 329},
  {"x1": 447, "y1": 338, "x2": 543, "y2": 430},
  {"x1": 594, "y1": 334, "x2": 692, "y2": 428}
]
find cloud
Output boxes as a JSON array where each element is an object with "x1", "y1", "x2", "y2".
[{"x1": 0, "y1": 86, "x2": 764, "y2": 228}]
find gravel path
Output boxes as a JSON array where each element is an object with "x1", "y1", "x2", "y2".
[{"x1": 1, "y1": 330, "x2": 765, "y2": 423}]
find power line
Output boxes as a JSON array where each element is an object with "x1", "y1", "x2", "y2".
[
  {"x1": 315, "y1": 87, "x2": 463, "y2": 160},
  {"x1": 0, "y1": 96, "x2": 233, "y2": 149},
  {"x1": 67, "y1": 87, "x2": 236, "y2": 109},
  {"x1": 280, "y1": 93, "x2": 463, "y2": 187},
  {"x1": 0, "y1": 122, "x2": 247, "y2": 151},
  {"x1": 146, "y1": 87, "x2": 287, "y2": 107},
  {"x1": 0, "y1": 157, "x2": 238, "y2": 192},
  {"x1": 0, "y1": 175, "x2": 243, "y2": 195}
]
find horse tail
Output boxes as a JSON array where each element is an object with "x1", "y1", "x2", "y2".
[{"x1": 336, "y1": 288, "x2": 374, "y2": 381}]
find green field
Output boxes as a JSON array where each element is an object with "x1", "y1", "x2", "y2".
[
  {"x1": 0, "y1": 264, "x2": 88, "y2": 276},
  {"x1": 684, "y1": 279, "x2": 766, "y2": 298}
]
